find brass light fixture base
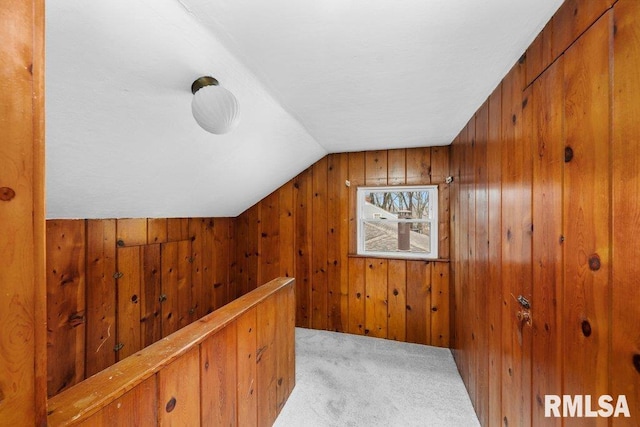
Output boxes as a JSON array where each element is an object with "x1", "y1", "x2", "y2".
[{"x1": 191, "y1": 76, "x2": 219, "y2": 94}]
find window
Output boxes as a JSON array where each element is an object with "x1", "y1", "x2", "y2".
[{"x1": 356, "y1": 185, "x2": 438, "y2": 259}]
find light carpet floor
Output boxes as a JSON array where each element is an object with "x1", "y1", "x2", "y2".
[{"x1": 274, "y1": 328, "x2": 479, "y2": 427}]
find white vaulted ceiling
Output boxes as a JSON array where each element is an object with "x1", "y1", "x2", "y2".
[{"x1": 45, "y1": 0, "x2": 563, "y2": 218}]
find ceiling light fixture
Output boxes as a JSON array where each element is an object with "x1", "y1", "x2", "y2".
[{"x1": 191, "y1": 76, "x2": 240, "y2": 135}]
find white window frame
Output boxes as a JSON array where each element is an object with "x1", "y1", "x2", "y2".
[{"x1": 356, "y1": 185, "x2": 439, "y2": 260}]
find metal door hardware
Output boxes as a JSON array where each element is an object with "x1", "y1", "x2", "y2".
[{"x1": 517, "y1": 295, "x2": 531, "y2": 309}]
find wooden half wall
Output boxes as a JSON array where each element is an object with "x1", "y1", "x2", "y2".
[
  {"x1": 47, "y1": 277, "x2": 295, "y2": 427},
  {"x1": 450, "y1": 0, "x2": 640, "y2": 425},
  {"x1": 46, "y1": 217, "x2": 236, "y2": 398},
  {"x1": 234, "y1": 148, "x2": 451, "y2": 348}
]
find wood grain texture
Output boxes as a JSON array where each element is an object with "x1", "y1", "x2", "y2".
[
  {"x1": 257, "y1": 298, "x2": 278, "y2": 426},
  {"x1": 161, "y1": 242, "x2": 179, "y2": 337},
  {"x1": 449, "y1": 2, "x2": 633, "y2": 426},
  {"x1": 213, "y1": 218, "x2": 231, "y2": 309},
  {"x1": 167, "y1": 218, "x2": 189, "y2": 242},
  {"x1": 365, "y1": 150, "x2": 388, "y2": 186},
  {"x1": 327, "y1": 153, "x2": 349, "y2": 332},
  {"x1": 365, "y1": 258, "x2": 388, "y2": 338},
  {"x1": 147, "y1": 218, "x2": 168, "y2": 244},
  {"x1": 141, "y1": 244, "x2": 162, "y2": 348},
  {"x1": 77, "y1": 376, "x2": 157, "y2": 427},
  {"x1": 86, "y1": 219, "x2": 117, "y2": 376},
  {"x1": 236, "y1": 307, "x2": 258, "y2": 427},
  {"x1": 311, "y1": 157, "x2": 329, "y2": 330},
  {"x1": 116, "y1": 218, "x2": 147, "y2": 247},
  {"x1": 157, "y1": 346, "x2": 201, "y2": 426},
  {"x1": 406, "y1": 261, "x2": 431, "y2": 345},
  {"x1": 177, "y1": 239, "x2": 192, "y2": 328},
  {"x1": 387, "y1": 149, "x2": 406, "y2": 185},
  {"x1": 387, "y1": 260, "x2": 407, "y2": 341},
  {"x1": 200, "y1": 323, "x2": 237, "y2": 426},
  {"x1": 348, "y1": 257, "x2": 366, "y2": 335},
  {"x1": 406, "y1": 147, "x2": 431, "y2": 185},
  {"x1": 294, "y1": 168, "x2": 313, "y2": 327},
  {"x1": 48, "y1": 278, "x2": 294, "y2": 426},
  {"x1": 430, "y1": 262, "x2": 450, "y2": 348},
  {"x1": 259, "y1": 192, "x2": 280, "y2": 285},
  {"x1": 531, "y1": 57, "x2": 564, "y2": 427},
  {"x1": 46, "y1": 220, "x2": 86, "y2": 396},
  {"x1": 486, "y1": 85, "x2": 503, "y2": 427},
  {"x1": 116, "y1": 246, "x2": 142, "y2": 360},
  {"x1": 562, "y1": 13, "x2": 611, "y2": 426},
  {"x1": 612, "y1": 0, "x2": 640, "y2": 423}
]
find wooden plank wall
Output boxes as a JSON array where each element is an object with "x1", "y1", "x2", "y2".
[
  {"x1": 234, "y1": 147, "x2": 451, "y2": 348},
  {"x1": 48, "y1": 278, "x2": 296, "y2": 427},
  {"x1": 46, "y1": 217, "x2": 236, "y2": 397},
  {"x1": 450, "y1": 0, "x2": 640, "y2": 425},
  {"x1": 0, "y1": 0, "x2": 46, "y2": 424}
]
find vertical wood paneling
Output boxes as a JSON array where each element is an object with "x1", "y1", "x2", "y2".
[
  {"x1": 348, "y1": 257, "x2": 366, "y2": 335},
  {"x1": 531, "y1": 57, "x2": 564, "y2": 427},
  {"x1": 275, "y1": 289, "x2": 289, "y2": 413},
  {"x1": 365, "y1": 258, "x2": 388, "y2": 338},
  {"x1": 85, "y1": 219, "x2": 117, "y2": 377},
  {"x1": 177, "y1": 239, "x2": 192, "y2": 328},
  {"x1": 486, "y1": 86, "x2": 503, "y2": 427},
  {"x1": 500, "y1": 61, "x2": 533, "y2": 427},
  {"x1": 257, "y1": 298, "x2": 277, "y2": 426},
  {"x1": 431, "y1": 146, "x2": 450, "y2": 259},
  {"x1": 247, "y1": 205, "x2": 260, "y2": 292},
  {"x1": 260, "y1": 193, "x2": 280, "y2": 285},
  {"x1": 116, "y1": 218, "x2": 147, "y2": 247},
  {"x1": 348, "y1": 152, "x2": 366, "y2": 253},
  {"x1": 141, "y1": 244, "x2": 162, "y2": 347},
  {"x1": 365, "y1": 150, "x2": 388, "y2": 186},
  {"x1": 327, "y1": 153, "x2": 349, "y2": 332},
  {"x1": 430, "y1": 262, "x2": 450, "y2": 348},
  {"x1": 279, "y1": 182, "x2": 295, "y2": 280},
  {"x1": 387, "y1": 149, "x2": 406, "y2": 185},
  {"x1": 116, "y1": 246, "x2": 142, "y2": 360},
  {"x1": 189, "y1": 219, "x2": 204, "y2": 319},
  {"x1": 612, "y1": 0, "x2": 640, "y2": 421},
  {"x1": 387, "y1": 260, "x2": 407, "y2": 341},
  {"x1": 311, "y1": 157, "x2": 329, "y2": 330},
  {"x1": 563, "y1": 14, "x2": 611, "y2": 425},
  {"x1": 77, "y1": 376, "x2": 157, "y2": 427},
  {"x1": 474, "y1": 101, "x2": 490, "y2": 427},
  {"x1": 213, "y1": 218, "x2": 230, "y2": 308},
  {"x1": 406, "y1": 147, "x2": 431, "y2": 185},
  {"x1": 294, "y1": 169, "x2": 313, "y2": 327},
  {"x1": 551, "y1": 0, "x2": 614, "y2": 60},
  {"x1": 161, "y1": 242, "x2": 179, "y2": 337},
  {"x1": 0, "y1": 1, "x2": 46, "y2": 422},
  {"x1": 147, "y1": 218, "x2": 168, "y2": 244},
  {"x1": 167, "y1": 218, "x2": 189, "y2": 242},
  {"x1": 46, "y1": 220, "x2": 86, "y2": 396},
  {"x1": 236, "y1": 307, "x2": 257, "y2": 427},
  {"x1": 157, "y1": 347, "x2": 201, "y2": 426},
  {"x1": 235, "y1": 212, "x2": 249, "y2": 298},
  {"x1": 201, "y1": 323, "x2": 237, "y2": 426},
  {"x1": 406, "y1": 261, "x2": 431, "y2": 345}
]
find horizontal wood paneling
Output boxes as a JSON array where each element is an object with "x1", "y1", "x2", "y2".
[
  {"x1": 46, "y1": 217, "x2": 237, "y2": 396},
  {"x1": 234, "y1": 147, "x2": 451, "y2": 348},
  {"x1": 452, "y1": 1, "x2": 637, "y2": 426}
]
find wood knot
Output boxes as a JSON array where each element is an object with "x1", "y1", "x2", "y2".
[
  {"x1": 588, "y1": 254, "x2": 601, "y2": 271},
  {"x1": 564, "y1": 146, "x2": 574, "y2": 163},
  {"x1": 632, "y1": 354, "x2": 640, "y2": 374},
  {"x1": 0, "y1": 187, "x2": 16, "y2": 201},
  {"x1": 581, "y1": 320, "x2": 592, "y2": 337},
  {"x1": 393, "y1": 289, "x2": 399, "y2": 296},
  {"x1": 165, "y1": 397, "x2": 177, "y2": 413}
]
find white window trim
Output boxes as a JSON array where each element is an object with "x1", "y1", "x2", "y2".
[{"x1": 356, "y1": 185, "x2": 439, "y2": 260}]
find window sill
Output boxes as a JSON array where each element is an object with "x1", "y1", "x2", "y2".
[{"x1": 348, "y1": 253, "x2": 450, "y2": 263}]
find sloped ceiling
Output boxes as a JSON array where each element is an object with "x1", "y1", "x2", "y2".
[{"x1": 45, "y1": 0, "x2": 563, "y2": 219}]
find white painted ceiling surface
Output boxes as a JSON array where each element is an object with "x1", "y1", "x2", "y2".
[{"x1": 46, "y1": 0, "x2": 563, "y2": 219}]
